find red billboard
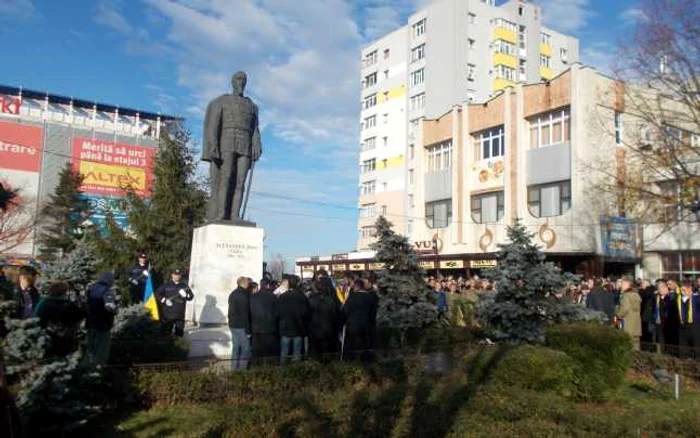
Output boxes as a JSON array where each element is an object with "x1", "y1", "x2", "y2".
[
  {"x1": 71, "y1": 137, "x2": 156, "y2": 197},
  {"x1": 0, "y1": 120, "x2": 43, "y2": 172}
]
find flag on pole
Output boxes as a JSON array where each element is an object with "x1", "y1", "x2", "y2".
[{"x1": 143, "y1": 270, "x2": 159, "y2": 320}]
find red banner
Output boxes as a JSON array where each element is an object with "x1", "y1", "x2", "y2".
[
  {"x1": 0, "y1": 120, "x2": 43, "y2": 173},
  {"x1": 71, "y1": 137, "x2": 155, "y2": 197}
]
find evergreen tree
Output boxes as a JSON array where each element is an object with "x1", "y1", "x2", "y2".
[
  {"x1": 37, "y1": 163, "x2": 90, "y2": 260},
  {"x1": 477, "y1": 219, "x2": 591, "y2": 344},
  {"x1": 37, "y1": 241, "x2": 100, "y2": 300},
  {"x1": 370, "y1": 216, "x2": 438, "y2": 334},
  {"x1": 123, "y1": 125, "x2": 207, "y2": 274}
]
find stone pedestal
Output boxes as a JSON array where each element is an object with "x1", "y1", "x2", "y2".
[{"x1": 186, "y1": 223, "x2": 264, "y2": 326}]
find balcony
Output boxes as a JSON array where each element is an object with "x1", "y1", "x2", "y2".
[
  {"x1": 539, "y1": 42, "x2": 552, "y2": 57},
  {"x1": 492, "y1": 77, "x2": 515, "y2": 92},
  {"x1": 492, "y1": 27, "x2": 517, "y2": 44},
  {"x1": 493, "y1": 52, "x2": 517, "y2": 69},
  {"x1": 539, "y1": 66, "x2": 554, "y2": 80}
]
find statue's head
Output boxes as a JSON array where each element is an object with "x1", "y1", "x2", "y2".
[{"x1": 231, "y1": 71, "x2": 247, "y2": 96}]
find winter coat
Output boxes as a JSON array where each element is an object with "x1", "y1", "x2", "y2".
[
  {"x1": 278, "y1": 289, "x2": 310, "y2": 337},
  {"x1": 343, "y1": 290, "x2": 378, "y2": 332},
  {"x1": 127, "y1": 263, "x2": 150, "y2": 295},
  {"x1": 308, "y1": 293, "x2": 339, "y2": 341},
  {"x1": 616, "y1": 289, "x2": 642, "y2": 337},
  {"x1": 86, "y1": 273, "x2": 117, "y2": 331},
  {"x1": 640, "y1": 286, "x2": 656, "y2": 323},
  {"x1": 13, "y1": 285, "x2": 39, "y2": 319},
  {"x1": 155, "y1": 280, "x2": 194, "y2": 321},
  {"x1": 586, "y1": 288, "x2": 615, "y2": 322},
  {"x1": 34, "y1": 295, "x2": 85, "y2": 356},
  {"x1": 665, "y1": 294, "x2": 700, "y2": 338},
  {"x1": 250, "y1": 290, "x2": 278, "y2": 334},
  {"x1": 228, "y1": 287, "x2": 251, "y2": 333}
]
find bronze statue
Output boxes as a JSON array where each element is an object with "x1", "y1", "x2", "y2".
[{"x1": 202, "y1": 71, "x2": 261, "y2": 222}]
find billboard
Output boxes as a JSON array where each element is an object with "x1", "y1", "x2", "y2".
[
  {"x1": 71, "y1": 137, "x2": 155, "y2": 197},
  {"x1": 0, "y1": 120, "x2": 42, "y2": 172},
  {"x1": 601, "y1": 216, "x2": 639, "y2": 261}
]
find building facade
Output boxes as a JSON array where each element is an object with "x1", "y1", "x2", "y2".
[
  {"x1": 357, "y1": 0, "x2": 579, "y2": 250},
  {"x1": 0, "y1": 85, "x2": 180, "y2": 258}
]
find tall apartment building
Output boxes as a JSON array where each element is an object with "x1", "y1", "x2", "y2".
[{"x1": 357, "y1": 0, "x2": 579, "y2": 250}]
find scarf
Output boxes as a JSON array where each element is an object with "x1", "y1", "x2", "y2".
[
  {"x1": 653, "y1": 294, "x2": 661, "y2": 324},
  {"x1": 336, "y1": 286, "x2": 349, "y2": 305},
  {"x1": 677, "y1": 293, "x2": 694, "y2": 325}
]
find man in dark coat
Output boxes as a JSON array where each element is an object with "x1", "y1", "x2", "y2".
[
  {"x1": 155, "y1": 268, "x2": 194, "y2": 337},
  {"x1": 639, "y1": 279, "x2": 656, "y2": 344},
  {"x1": 342, "y1": 278, "x2": 378, "y2": 362},
  {"x1": 228, "y1": 277, "x2": 252, "y2": 371},
  {"x1": 586, "y1": 279, "x2": 615, "y2": 324},
  {"x1": 35, "y1": 282, "x2": 85, "y2": 357},
  {"x1": 14, "y1": 267, "x2": 39, "y2": 320},
  {"x1": 308, "y1": 279, "x2": 339, "y2": 361},
  {"x1": 666, "y1": 282, "x2": 699, "y2": 359},
  {"x1": 278, "y1": 275, "x2": 309, "y2": 363},
  {"x1": 127, "y1": 252, "x2": 151, "y2": 304},
  {"x1": 85, "y1": 272, "x2": 117, "y2": 366},
  {"x1": 250, "y1": 278, "x2": 279, "y2": 364}
]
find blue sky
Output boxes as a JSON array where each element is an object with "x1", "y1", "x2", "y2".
[{"x1": 0, "y1": 0, "x2": 643, "y2": 268}]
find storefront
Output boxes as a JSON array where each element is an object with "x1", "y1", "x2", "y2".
[{"x1": 657, "y1": 251, "x2": 700, "y2": 281}]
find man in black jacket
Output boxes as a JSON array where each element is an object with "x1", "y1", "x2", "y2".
[
  {"x1": 586, "y1": 279, "x2": 615, "y2": 324},
  {"x1": 308, "y1": 279, "x2": 339, "y2": 361},
  {"x1": 14, "y1": 266, "x2": 39, "y2": 319},
  {"x1": 250, "y1": 278, "x2": 278, "y2": 364},
  {"x1": 85, "y1": 272, "x2": 117, "y2": 366},
  {"x1": 342, "y1": 278, "x2": 378, "y2": 362},
  {"x1": 155, "y1": 268, "x2": 194, "y2": 337},
  {"x1": 228, "y1": 277, "x2": 252, "y2": 371},
  {"x1": 127, "y1": 252, "x2": 151, "y2": 304},
  {"x1": 278, "y1": 275, "x2": 309, "y2": 364}
]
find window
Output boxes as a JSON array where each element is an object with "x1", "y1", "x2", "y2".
[
  {"x1": 413, "y1": 19, "x2": 426, "y2": 37},
  {"x1": 364, "y1": 115, "x2": 377, "y2": 129},
  {"x1": 518, "y1": 4, "x2": 525, "y2": 16},
  {"x1": 468, "y1": 38, "x2": 476, "y2": 50},
  {"x1": 471, "y1": 191, "x2": 505, "y2": 223},
  {"x1": 360, "y1": 226, "x2": 375, "y2": 239},
  {"x1": 363, "y1": 94, "x2": 377, "y2": 109},
  {"x1": 410, "y1": 68, "x2": 425, "y2": 86},
  {"x1": 473, "y1": 125, "x2": 505, "y2": 160},
  {"x1": 560, "y1": 47, "x2": 568, "y2": 62},
  {"x1": 410, "y1": 93, "x2": 426, "y2": 110},
  {"x1": 409, "y1": 144, "x2": 415, "y2": 160},
  {"x1": 540, "y1": 32, "x2": 551, "y2": 45},
  {"x1": 540, "y1": 54, "x2": 551, "y2": 68},
  {"x1": 426, "y1": 140, "x2": 453, "y2": 173},
  {"x1": 382, "y1": 182, "x2": 388, "y2": 192},
  {"x1": 527, "y1": 181, "x2": 571, "y2": 217},
  {"x1": 467, "y1": 64, "x2": 476, "y2": 81},
  {"x1": 426, "y1": 199, "x2": 452, "y2": 228},
  {"x1": 614, "y1": 112, "x2": 622, "y2": 145},
  {"x1": 528, "y1": 107, "x2": 571, "y2": 148},
  {"x1": 360, "y1": 180, "x2": 376, "y2": 195},
  {"x1": 360, "y1": 204, "x2": 376, "y2": 219},
  {"x1": 519, "y1": 59, "x2": 527, "y2": 81},
  {"x1": 409, "y1": 169, "x2": 415, "y2": 184},
  {"x1": 467, "y1": 88, "x2": 476, "y2": 102},
  {"x1": 408, "y1": 194, "x2": 414, "y2": 208},
  {"x1": 362, "y1": 137, "x2": 376, "y2": 151},
  {"x1": 364, "y1": 50, "x2": 377, "y2": 67},
  {"x1": 382, "y1": 136, "x2": 388, "y2": 147},
  {"x1": 494, "y1": 40, "x2": 516, "y2": 55},
  {"x1": 361, "y1": 158, "x2": 376, "y2": 173},
  {"x1": 656, "y1": 181, "x2": 697, "y2": 223},
  {"x1": 364, "y1": 72, "x2": 377, "y2": 88},
  {"x1": 382, "y1": 158, "x2": 388, "y2": 168},
  {"x1": 381, "y1": 205, "x2": 387, "y2": 216},
  {"x1": 493, "y1": 18, "x2": 517, "y2": 32},
  {"x1": 519, "y1": 25, "x2": 526, "y2": 49},
  {"x1": 468, "y1": 13, "x2": 476, "y2": 24},
  {"x1": 407, "y1": 220, "x2": 414, "y2": 234},
  {"x1": 383, "y1": 48, "x2": 390, "y2": 59},
  {"x1": 384, "y1": 70, "x2": 389, "y2": 79},
  {"x1": 383, "y1": 113, "x2": 389, "y2": 124},
  {"x1": 411, "y1": 44, "x2": 425, "y2": 62},
  {"x1": 495, "y1": 65, "x2": 516, "y2": 81}
]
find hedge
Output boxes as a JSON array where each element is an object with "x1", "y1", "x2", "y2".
[{"x1": 490, "y1": 345, "x2": 576, "y2": 397}]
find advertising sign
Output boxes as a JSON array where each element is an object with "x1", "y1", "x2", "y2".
[
  {"x1": 0, "y1": 120, "x2": 42, "y2": 172},
  {"x1": 82, "y1": 195, "x2": 129, "y2": 232},
  {"x1": 0, "y1": 95, "x2": 21, "y2": 115},
  {"x1": 71, "y1": 137, "x2": 155, "y2": 197},
  {"x1": 600, "y1": 216, "x2": 638, "y2": 261}
]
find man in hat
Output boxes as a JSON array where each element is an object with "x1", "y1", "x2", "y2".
[
  {"x1": 127, "y1": 252, "x2": 151, "y2": 304},
  {"x1": 155, "y1": 268, "x2": 194, "y2": 337}
]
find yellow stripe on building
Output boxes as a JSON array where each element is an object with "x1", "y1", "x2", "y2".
[
  {"x1": 493, "y1": 52, "x2": 517, "y2": 69},
  {"x1": 376, "y1": 85, "x2": 405, "y2": 103},
  {"x1": 539, "y1": 66, "x2": 554, "y2": 80},
  {"x1": 377, "y1": 155, "x2": 405, "y2": 170},
  {"x1": 492, "y1": 78, "x2": 515, "y2": 92},
  {"x1": 492, "y1": 27, "x2": 517, "y2": 44},
  {"x1": 539, "y1": 43, "x2": 552, "y2": 57}
]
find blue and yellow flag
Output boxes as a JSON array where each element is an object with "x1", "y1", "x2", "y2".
[{"x1": 143, "y1": 271, "x2": 159, "y2": 320}]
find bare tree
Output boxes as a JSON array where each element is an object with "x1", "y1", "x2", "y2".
[
  {"x1": 0, "y1": 186, "x2": 37, "y2": 255},
  {"x1": 588, "y1": 0, "x2": 699, "y2": 235},
  {"x1": 267, "y1": 253, "x2": 286, "y2": 281}
]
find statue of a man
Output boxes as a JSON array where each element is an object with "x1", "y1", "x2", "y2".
[{"x1": 202, "y1": 71, "x2": 261, "y2": 222}]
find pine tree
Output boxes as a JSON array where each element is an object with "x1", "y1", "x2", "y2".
[
  {"x1": 37, "y1": 163, "x2": 90, "y2": 260},
  {"x1": 370, "y1": 216, "x2": 438, "y2": 335},
  {"x1": 477, "y1": 219, "x2": 589, "y2": 344},
  {"x1": 37, "y1": 241, "x2": 100, "y2": 300},
  {"x1": 121, "y1": 124, "x2": 206, "y2": 275}
]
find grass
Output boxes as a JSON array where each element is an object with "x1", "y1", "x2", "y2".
[{"x1": 84, "y1": 362, "x2": 700, "y2": 438}]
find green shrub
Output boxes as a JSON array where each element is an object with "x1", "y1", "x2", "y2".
[
  {"x1": 547, "y1": 322, "x2": 632, "y2": 401},
  {"x1": 491, "y1": 345, "x2": 576, "y2": 397}
]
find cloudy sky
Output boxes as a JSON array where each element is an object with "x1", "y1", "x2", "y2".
[{"x1": 1, "y1": 0, "x2": 644, "y2": 267}]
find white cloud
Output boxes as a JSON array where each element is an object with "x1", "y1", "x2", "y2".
[
  {"x1": 619, "y1": 7, "x2": 648, "y2": 26},
  {"x1": 95, "y1": 0, "x2": 133, "y2": 34},
  {"x1": 581, "y1": 41, "x2": 615, "y2": 75},
  {"x1": 0, "y1": 0, "x2": 37, "y2": 20},
  {"x1": 536, "y1": 0, "x2": 595, "y2": 33}
]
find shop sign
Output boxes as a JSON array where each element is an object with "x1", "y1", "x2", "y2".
[
  {"x1": 332, "y1": 263, "x2": 347, "y2": 271},
  {"x1": 440, "y1": 260, "x2": 464, "y2": 269},
  {"x1": 419, "y1": 260, "x2": 435, "y2": 269},
  {"x1": 349, "y1": 263, "x2": 366, "y2": 271},
  {"x1": 369, "y1": 262, "x2": 385, "y2": 270},
  {"x1": 470, "y1": 259, "x2": 497, "y2": 268}
]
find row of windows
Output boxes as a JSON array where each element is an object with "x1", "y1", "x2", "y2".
[
  {"x1": 493, "y1": 39, "x2": 516, "y2": 56},
  {"x1": 494, "y1": 65, "x2": 516, "y2": 81},
  {"x1": 409, "y1": 93, "x2": 425, "y2": 110},
  {"x1": 411, "y1": 44, "x2": 425, "y2": 62},
  {"x1": 410, "y1": 68, "x2": 425, "y2": 86},
  {"x1": 426, "y1": 140, "x2": 453, "y2": 173},
  {"x1": 474, "y1": 126, "x2": 505, "y2": 160},
  {"x1": 359, "y1": 203, "x2": 388, "y2": 219},
  {"x1": 540, "y1": 54, "x2": 551, "y2": 68},
  {"x1": 492, "y1": 18, "x2": 517, "y2": 32},
  {"x1": 529, "y1": 108, "x2": 571, "y2": 148}
]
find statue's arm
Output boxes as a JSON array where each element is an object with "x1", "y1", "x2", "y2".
[
  {"x1": 202, "y1": 99, "x2": 222, "y2": 163},
  {"x1": 251, "y1": 103, "x2": 262, "y2": 162}
]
